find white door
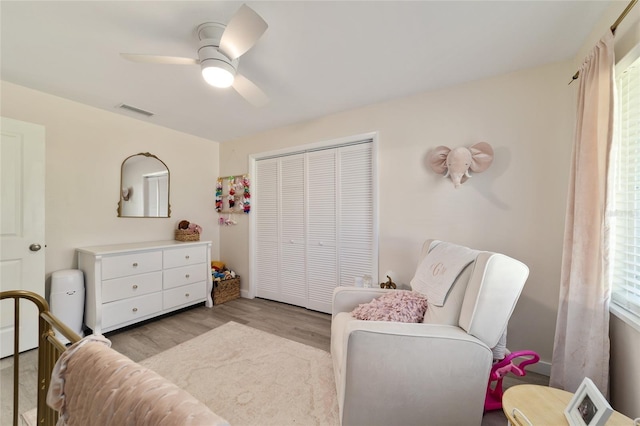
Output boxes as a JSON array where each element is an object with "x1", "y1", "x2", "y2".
[
  {"x1": 253, "y1": 140, "x2": 376, "y2": 314},
  {"x1": 306, "y1": 149, "x2": 338, "y2": 313},
  {"x1": 255, "y1": 159, "x2": 280, "y2": 301},
  {"x1": 0, "y1": 117, "x2": 45, "y2": 357},
  {"x1": 279, "y1": 154, "x2": 307, "y2": 307},
  {"x1": 337, "y1": 143, "x2": 375, "y2": 287}
]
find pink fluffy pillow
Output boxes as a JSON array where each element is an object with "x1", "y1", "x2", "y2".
[{"x1": 351, "y1": 291, "x2": 428, "y2": 322}]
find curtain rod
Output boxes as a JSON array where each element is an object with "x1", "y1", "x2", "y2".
[{"x1": 568, "y1": 0, "x2": 637, "y2": 85}]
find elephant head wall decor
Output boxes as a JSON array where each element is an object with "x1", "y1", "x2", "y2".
[{"x1": 428, "y1": 142, "x2": 494, "y2": 188}]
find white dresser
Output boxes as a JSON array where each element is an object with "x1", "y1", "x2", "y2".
[{"x1": 78, "y1": 240, "x2": 212, "y2": 334}]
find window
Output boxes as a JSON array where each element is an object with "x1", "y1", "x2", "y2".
[{"x1": 610, "y1": 47, "x2": 640, "y2": 325}]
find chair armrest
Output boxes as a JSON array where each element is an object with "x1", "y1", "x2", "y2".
[
  {"x1": 332, "y1": 286, "x2": 392, "y2": 316},
  {"x1": 341, "y1": 321, "x2": 490, "y2": 352},
  {"x1": 335, "y1": 322, "x2": 492, "y2": 426}
]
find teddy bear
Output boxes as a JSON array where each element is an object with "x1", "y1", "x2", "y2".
[
  {"x1": 187, "y1": 222, "x2": 202, "y2": 234},
  {"x1": 380, "y1": 275, "x2": 397, "y2": 289},
  {"x1": 177, "y1": 220, "x2": 202, "y2": 234}
]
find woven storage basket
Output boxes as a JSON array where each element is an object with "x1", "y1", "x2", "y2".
[
  {"x1": 175, "y1": 229, "x2": 200, "y2": 242},
  {"x1": 213, "y1": 277, "x2": 240, "y2": 304}
]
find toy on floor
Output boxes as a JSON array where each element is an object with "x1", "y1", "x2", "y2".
[
  {"x1": 484, "y1": 350, "x2": 540, "y2": 412},
  {"x1": 211, "y1": 260, "x2": 237, "y2": 282},
  {"x1": 379, "y1": 275, "x2": 397, "y2": 289}
]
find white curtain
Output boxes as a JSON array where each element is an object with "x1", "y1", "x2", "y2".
[{"x1": 550, "y1": 30, "x2": 615, "y2": 394}]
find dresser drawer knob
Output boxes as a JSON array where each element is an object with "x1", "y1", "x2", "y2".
[
  {"x1": 185, "y1": 293, "x2": 190, "y2": 297},
  {"x1": 185, "y1": 255, "x2": 190, "y2": 259},
  {"x1": 132, "y1": 284, "x2": 138, "y2": 290},
  {"x1": 132, "y1": 307, "x2": 138, "y2": 313},
  {"x1": 185, "y1": 274, "x2": 190, "y2": 279},
  {"x1": 132, "y1": 262, "x2": 138, "y2": 267}
]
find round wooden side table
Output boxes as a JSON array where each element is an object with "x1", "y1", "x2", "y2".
[{"x1": 502, "y1": 384, "x2": 633, "y2": 425}]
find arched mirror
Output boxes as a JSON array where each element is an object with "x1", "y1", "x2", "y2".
[{"x1": 118, "y1": 152, "x2": 171, "y2": 218}]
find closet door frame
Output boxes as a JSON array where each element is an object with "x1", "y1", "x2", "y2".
[{"x1": 248, "y1": 132, "x2": 379, "y2": 302}]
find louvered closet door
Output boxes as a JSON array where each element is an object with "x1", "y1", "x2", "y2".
[
  {"x1": 279, "y1": 154, "x2": 307, "y2": 307},
  {"x1": 254, "y1": 140, "x2": 375, "y2": 313},
  {"x1": 255, "y1": 159, "x2": 280, "y2": 301},
  {"x1": 306, "y1": 150, "x2": 338, "y2": 313},
  {"x1": 338, "y1": 143, "x2": 374, "y2": 287}
]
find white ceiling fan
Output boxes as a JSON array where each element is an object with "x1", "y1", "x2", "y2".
[{"x1": 121, "y1": 4, "x2": 269, "y2": 107}]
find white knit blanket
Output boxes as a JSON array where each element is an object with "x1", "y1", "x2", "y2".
[{"x1": 410, "y1": 241, "x2": 479, "y2": 306}]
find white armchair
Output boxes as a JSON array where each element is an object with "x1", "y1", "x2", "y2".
[{"x1": 331, "y1": 240, "x2": 529, "y2": 426}]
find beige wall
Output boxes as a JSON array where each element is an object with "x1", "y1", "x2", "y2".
[
  {"x1": 219, "y1": 59, "x2": 575, "y2": 370},
  {"x1": 610, "y1": 313, "x2": 640, "y2": 418},
  {"x1": 578, "y1": 1, "x2": 640, "y2": 419},
  {"x1": 0, "y1": 81, "x2": 221, "y2": 286}
]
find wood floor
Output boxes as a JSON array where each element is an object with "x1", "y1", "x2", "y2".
[
  {"x1": 2, "y1": 297, "x2": 548, "y2": 426},
  {"x1": 107, "y1": 297, "x2": 332, "y2": 361}
]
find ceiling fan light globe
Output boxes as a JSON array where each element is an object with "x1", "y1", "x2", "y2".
[
  {"x1": 200, "y1": 57, "x2": 236, "y2": 88},
  {"x1": 202, "y1": 66, "x2": 235, "y2": 88}
]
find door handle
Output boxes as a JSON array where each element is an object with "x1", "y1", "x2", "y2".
[{"x1": 29, "y1": 243, "x2": 42, "y2": 252}]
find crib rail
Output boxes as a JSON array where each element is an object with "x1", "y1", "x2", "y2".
[{"x1": 1, "y1": 290, "x2": 82, "y2": 426}]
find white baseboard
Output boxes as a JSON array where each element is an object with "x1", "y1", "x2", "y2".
[{"x1": 527, "y1": 360, "x2": 551, "y2": 377}]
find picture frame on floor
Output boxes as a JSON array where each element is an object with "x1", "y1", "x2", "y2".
[{"x1": 564, "y1": 377, "x2": 612, "y2": 426}]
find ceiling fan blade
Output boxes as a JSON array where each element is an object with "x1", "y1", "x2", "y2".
[
  {"x1": 121, "y1": 53, "x2": 199, "y2": 65},
  {"x1": 219, "y1": 4, "x2": 268, "y2": 60},
  {"x1": 232, "y1": 74, "x2": 269, "y2": 107}
]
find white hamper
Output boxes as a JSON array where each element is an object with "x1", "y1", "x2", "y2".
[{"x1": 50, "y1": 269, "x2": 85, "y2": 344}]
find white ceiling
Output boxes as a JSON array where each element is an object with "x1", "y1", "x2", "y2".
[{"x1": 1, "y1": 1, "x2": 612, "y2": 143}]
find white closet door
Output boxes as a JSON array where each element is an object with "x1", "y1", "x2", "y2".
[
  {"x1": 254, "y1": 140, "x2": 375, "y2": 314},
  {"x1": 255, "y1": 159, "x2": 280, "y2": 301},
  {"x1": 338, "y1": 143, "x2": 374, "y2": 287},
  {"x1": 306, "y1": 150, "x2": 338, "y2": 313},
  {"x1": 279, "y1": 154, "x2": 307, "y2": 307}
]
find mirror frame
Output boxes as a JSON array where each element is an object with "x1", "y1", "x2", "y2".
[{"x1": 117, "y1": 152, "x2": 171, "y2": 218}]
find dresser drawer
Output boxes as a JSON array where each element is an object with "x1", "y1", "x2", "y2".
[
  {"x1": 102, "y1": 251, "x2": 162, "y2": 280},
  {"x1": 163, "y1": 246, "x2": 207, "y2": 269},
  {"x1": 102, "y1": 271, "x2": 162, "y2": 303},
  {"x1": 79, "y1": 240, "x2": 212, "y2": 334},
  {"x1": 102, "y1": 292, "x2": 163, "y2": 329},
  {"x1": 163, "y1": 282, "x2": 206, "y2": 310},
  {"x1": 163, "y1": 264, "x2": 207, "y2": 289}
]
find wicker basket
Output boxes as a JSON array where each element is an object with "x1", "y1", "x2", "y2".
[
  {"x1": 175, "y1": 229, "x2": 200, "y2": 241},
  {"x1": 213, "y1": 277, "x2": 240, "y2": 304}
]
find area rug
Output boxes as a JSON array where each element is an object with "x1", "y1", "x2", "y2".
[{"x1": 139, "y1": 321, "x2": 339, "y2": 426}]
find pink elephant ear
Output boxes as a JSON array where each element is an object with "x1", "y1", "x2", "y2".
[
  {"x1": 469, "y1": 142, "x2": 494, "y2": 173},
  {"x1": 428, "y1": 146, "x2": 451, "y2": 174}
]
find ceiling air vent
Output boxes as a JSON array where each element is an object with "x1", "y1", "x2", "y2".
[{"x1": 117, "y1": 103, "x2": 155, "y2": 117}]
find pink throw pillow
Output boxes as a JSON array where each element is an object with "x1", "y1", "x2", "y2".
[{"x1": 351, "y1": 291, "x2": 428, "y2": 323}]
